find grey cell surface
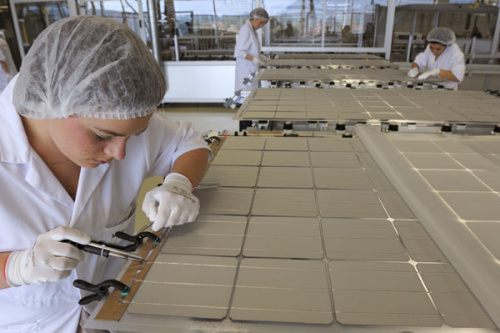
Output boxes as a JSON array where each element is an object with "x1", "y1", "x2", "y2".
[
  {"x1": 364, "y1": 168, "x2": 395, "y2": 190},
  {"x1": 394, "y1": 220, "x2": 448, "y2": 262},
  {"x1": 274, "y1": 111, "x2": 309, "y2": 119},
  {"x1": 377, "y1": 190, "x2": 416, "y2": 219},
  {"x1": 473, "y1": 171, "x2": 500, "y2": 191},
  {"x1": 252, "y1": 188, "x2": 317, "y2": 217},
  {"x1": 307, "y1": 137, "x2": 353, "y2": 151},
  {"x1": 244, "y1": 111, "x2": 276, "y2": 119},
  {"x1": 418, "y1": 170, "x2": 491, "y2": 191},
  {"x1": 211, "y1": 150, "x2": 263, "y2": 166},
  {"x1": 317, "y1": 190, "x2": 388, "y2": 218},
  {"x1": 127, "y1": 254, "x2": 238, "y2": 319},
  {"x1": 313, "y1": 168, "x2": 372, "y2": 189},
  {"x1": 418, "y1": 263, "x2": 497, "y2": 329},
  {"x1": 440, "y1": 192, "x2": 500, "y2": 221},
  {"x1": 329, "y1": 261, "x2": 442, "y2": 326},
  {"x1": 161, "y1": 215, "x2": 247, "y2": 256},
  {"x1": 391, "y1": 140, "x2": 442, "y2": 153},
  {"x1": 451, "y1": 153, "x2": 500, "y2": 171},
  {"x1": 222, "y1": 137, "x2": 266, "y2": 150},
  {"x1": 257, "y1": 167, "x2": 314, "y2": 188},
  {"x1": 403, "y1": 153, "x2": 464, "y2": 169},
  {"x1": 202, "y1": 165, "x2": 259, "y2": 187},
  {"x1": 196, "y1": 187, "x2": 253, "y2": 215},
  {"x1": 322, "y1": 218, "x2": 408, "y2": 261},
  {"x1": 264, "y1": 137, "x2": 309, "y2": 151},
  {"x1": 261, "y1": 151, "x2": 311, "y2": 166},
  {"x1": 243, "y1": 216, "x2": 323, "y2": 259},
  {"x1": 466, "y1": 222, "x2": 500, "y2": 259},
  {"x1": 230, "y1": 258, "x2": 334, "y2": 324},
  {"x1": 310, "y1": 152, "x2": 362, "y2": 168},
  {"x1": 356, "y1": 152, "x2": 380, "y2": 168}
]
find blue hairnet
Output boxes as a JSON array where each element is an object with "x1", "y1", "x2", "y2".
[
  {"x1": 250, "y1": 8, "x2": 269, "y2": 21},
  {"x1": 14, "y1": 15, "x2": 167, "y2": 120},
  {"x1": 426, "y1": 27, "x2": 456, "y2": 46}
]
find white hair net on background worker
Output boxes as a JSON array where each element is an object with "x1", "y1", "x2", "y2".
[
  {"x1": 0, "y1": 15, "x2": 210, "y2": 332},
  {"x1": 426, "y1": 27, "x2": 456, "y2": 46},
  {"x1": 250, "y1": 7, "x2": 270, "y2": 21},
  {"x1": 407, "y1": 27, "x2": 465, "y2": 90},
  {"x1": 14, "y1": 15, "x2": 166, "y2": 119}
]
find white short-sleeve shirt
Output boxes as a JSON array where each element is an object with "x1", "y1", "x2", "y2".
[{"x1": 0, "y1": 77, "x2": 211, "y2": 332}]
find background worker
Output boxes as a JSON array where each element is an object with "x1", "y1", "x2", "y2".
[
  {"x1": 234, "y1": 7, "x2": 270, "y2": 92},
  {"x1": 0, "y1": 16, "x2": 210, "y2": 332},
  {"x1": 407, "y1": 27, "x2": 465, "y2": 90}
]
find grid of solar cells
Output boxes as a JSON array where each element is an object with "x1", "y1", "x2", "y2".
[
  {"x1": 127, "y1": 135, "x2": 496, "y2": 330},
  {"x1": 235, "y1": 88, "x2": 500, "y2": 123},
  {"x1": 276, "y1": 53, "x2": 383, "y2": 60},
  {"x1": 259, "y1": 68, "x2": 442, "y2": 83},
  {"x1": 268, "y1": 59, "x2": 398, "y2": 69},
  {"x1": 388, "y1": 134, "x2": 500, "y2": 262}
]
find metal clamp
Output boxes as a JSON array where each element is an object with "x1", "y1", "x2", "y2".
[{"x1": 73, "y1": 279, "x2": 130, "y2": 305}]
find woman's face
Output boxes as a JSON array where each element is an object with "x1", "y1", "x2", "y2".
[
  {"x1": 429, "y1": 42, "x2": 446, "y2": 57},
  {"x1": 251, "y1": 19, "x2": 268, "y2": 30},
  {"x1": 46, "y1": 114, "x2": 152, "y2": 168}
]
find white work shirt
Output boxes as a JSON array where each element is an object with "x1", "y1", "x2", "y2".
[
  {"x1": 234, "y1": 19, "x2": 260, "y2": 92},
  {"x1": 0, "y1": 77, "x2": 210, "y2": 332},
  {"x1": 413, "y1": 43, "x2": 465, "y2": 90}
]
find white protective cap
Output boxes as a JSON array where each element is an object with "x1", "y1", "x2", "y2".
[
  {"x1": 426, "y1": 27, "x2": 456, "y2": 46},
  {"x1": 14, "y1": 15, "x2": 167, "y2": 120},
  {"x1": 250, "y1": 8, "x2": 269, "y2": 21}
]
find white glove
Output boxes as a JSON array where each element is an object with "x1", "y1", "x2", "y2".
[
  {"x1": 5, "y1": 227, "x2": 91, "y2": 287},
  {"x1": 407, "y1": 67, "x2": 419, "y2": 78},
  {"x1": 251, "y1": 56, "x2": 265, "y2": 67},
  {"x1": 418, "y1": 68, "x2": 440, "y2": 80},
  {"x1": 142, "y1": 173, "x2": 200, "y2": 231},
  {"x1": 259, "y1": 54, "x2": 270, "y2": 63}
]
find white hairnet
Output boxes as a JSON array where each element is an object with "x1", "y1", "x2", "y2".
[
  {"x1": 14, "y1": 15, "x2": 167, "y2": 120},
  {"x1": 250, "y1": 8, "x2": 269, "y2": 21},
  {"x1": 426, "y1": 27, "x2": 456, "y2": 46}
]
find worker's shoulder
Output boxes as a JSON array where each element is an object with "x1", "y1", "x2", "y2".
[{"x1": 448, "y1": 42, "x2": 463, "y2": 54}]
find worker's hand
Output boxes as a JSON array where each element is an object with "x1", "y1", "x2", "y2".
[
  {"x1": 259, "y1": 54, "x2": 270, "y2": 64},
  {"x1": 407, "y1": 67, "x2": 419, "y2": 78},
  {"x1": 142, "y1": 173, "x2": 199, "y2": 231},
  {"x1": 5, "y1": 227, "x2": 91, "y2": 287},
  {"x1": 251, "y1": 56, "x2": 266, "y2": 67},
  {"x1": 418, "y1": 68, "x2": 440, "y2": 80}
]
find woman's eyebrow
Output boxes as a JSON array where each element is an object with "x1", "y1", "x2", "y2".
[{"x1": 95, "y1": 125, "x2": 149, "y2": 137}]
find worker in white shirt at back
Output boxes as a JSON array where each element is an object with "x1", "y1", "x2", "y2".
[
  {"x1": 407, "y1": 27, "x2": 465, "y2": 90},
  {"x1": 233, "y1": 8, "x2": 270, "y2": 92}
]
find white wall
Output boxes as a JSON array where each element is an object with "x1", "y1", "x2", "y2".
[{"x1": 163, "y1": 61, "x2": 236, "y2": 103}]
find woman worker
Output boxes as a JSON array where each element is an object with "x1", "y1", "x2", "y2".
[
  {"x1": 234, "y1": 7, "x2": 270, "y2": 92},
  {"x1": 407, "y1": 27, "x2": 465, "y2": 90},
  {"x1": 0, "y1": 16, "x2": 210, "y2": 332}
]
